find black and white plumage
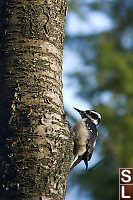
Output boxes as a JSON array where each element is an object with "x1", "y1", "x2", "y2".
[{"x1": 70, "y1": 107, "x2": 101, "y2": 170}]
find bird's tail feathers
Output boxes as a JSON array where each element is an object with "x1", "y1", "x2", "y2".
[{"x1": 70, "y1": 155, "x2": 82, "y2": 171}]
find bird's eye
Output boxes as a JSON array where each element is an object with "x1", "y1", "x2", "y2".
[{"x1": 86, "y1": 111, "x2": 90, "y2": 115}]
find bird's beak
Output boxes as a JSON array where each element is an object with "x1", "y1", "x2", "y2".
[{"x1": 73, "y1": 107, "x2": 84, "y2": 115}]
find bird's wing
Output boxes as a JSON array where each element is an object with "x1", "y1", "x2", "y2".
[
  {"x1": 83, "y1": 148, "x2": 93, "y2": 170},
  {"x1": 83, "y1": 138, "x2": 96, "y2": 170}
]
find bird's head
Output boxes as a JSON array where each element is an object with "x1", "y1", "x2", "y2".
[{"x1": 74, "y1": 107, "x2": 101, "y2": 125}]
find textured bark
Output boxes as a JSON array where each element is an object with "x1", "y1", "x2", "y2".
[{"x1": 0, "y1": 0, "x2": 72, "y2": 200}]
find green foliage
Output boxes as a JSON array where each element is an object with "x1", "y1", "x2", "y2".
[{"x1": 66, "y1": 0, "x2": 133, "y2": 199}]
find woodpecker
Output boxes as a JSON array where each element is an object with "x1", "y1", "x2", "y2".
[{"x1": 70, "y1": 107, "x2": 101, "y2": 170}]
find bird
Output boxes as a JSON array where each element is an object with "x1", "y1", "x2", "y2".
[{"x1": 70, "y1": 107, "x2": 101, "y2": 170}]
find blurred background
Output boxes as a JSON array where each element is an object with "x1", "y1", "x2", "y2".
[{"x1": 62, "y1": 0, "x2": 133, "y2": 199}]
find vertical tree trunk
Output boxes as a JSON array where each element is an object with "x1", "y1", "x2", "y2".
[{"x1": 0, "y1": 0, "x2": 72, "y2": 200}]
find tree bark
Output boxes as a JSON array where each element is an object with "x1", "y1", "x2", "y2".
[{"x1": 0, "y1": 0, "x2": 72, "y2": 200}]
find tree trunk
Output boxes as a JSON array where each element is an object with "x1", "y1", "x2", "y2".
[{"x1": 0, "y1": 1, "x2": 72, "y2": 200}]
